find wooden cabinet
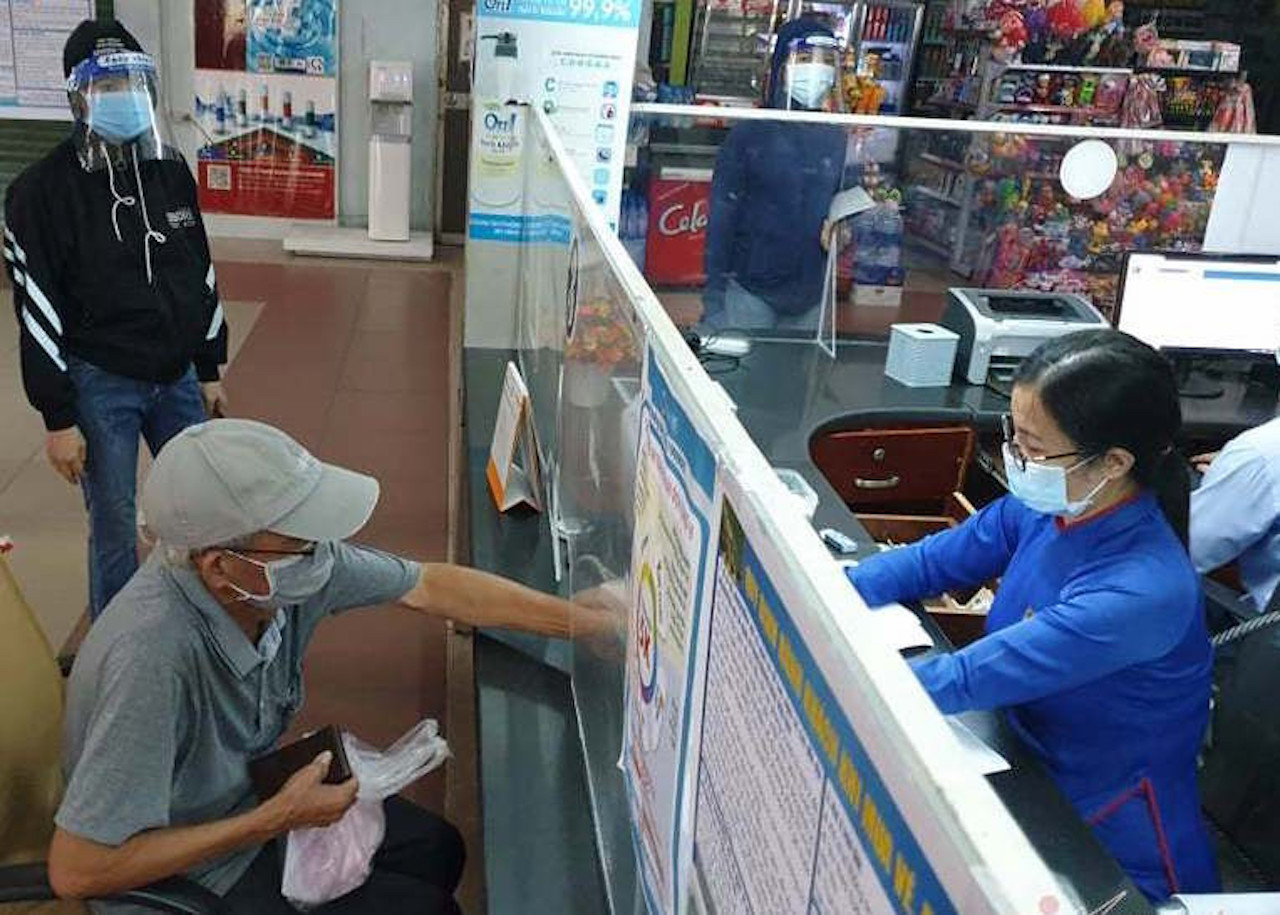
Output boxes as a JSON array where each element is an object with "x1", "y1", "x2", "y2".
[
  {"x1": 812, "y1": 423, "x2": 990, "y2": 647},
  {"x1": 811, "y1": 425, "x2": 975, "y2": 515}
]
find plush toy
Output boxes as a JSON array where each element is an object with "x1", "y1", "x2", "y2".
[
  {"x1": 1078, "y1": 76, "x2": 1098, "y2": 106},
  {"x1": 994, "y1": 9, "x2": 1029, "y2": 61},
  {"x1": 987, "y1": 223, "x2": 1030, "y2": 288},
  {"x1": 1080, "y1": 0, "x2": 1106, "y2": 30},
  {"x1": 1103, "y1": 1, "x2": 1125, "y2": 35},
  {"x1": 1132, "y1": 21, "x2": 1156, "y2": 59},
  {"x1": 1048, "y1": 0, "x2": 1087, "y2": 40},
  {"x1": 1034, "y1": 72, "x2": 1053, "y2": 103},
  {"x1": 1056, "y1": 74, "x2": 1079, "y2": 106}
]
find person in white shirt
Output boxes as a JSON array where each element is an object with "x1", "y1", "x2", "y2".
[{"x1": 1190, "y1": 415, "x2": 1280, "y2": 610}]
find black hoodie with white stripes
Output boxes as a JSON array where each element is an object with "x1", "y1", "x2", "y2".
[{"x1": 4, "y1": 135, "x2": 226, "y2": 431}]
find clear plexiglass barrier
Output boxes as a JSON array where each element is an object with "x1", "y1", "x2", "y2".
[
  {"x1": 623, "y1": 104, "x2": 1280, "y2": 345},
  {"x1": 507, "y1": 106, "x2": 1280, "y2": 915}
]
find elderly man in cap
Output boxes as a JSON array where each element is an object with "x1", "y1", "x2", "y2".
[{"x1": 49, "y1": 419, "x2": 590, "y2": 912}]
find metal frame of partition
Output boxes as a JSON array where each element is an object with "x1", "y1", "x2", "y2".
[
  {"x1": 520, "y1": 104, "x2": 1099, "y2": 914},
  {"x1": 631, "y1": 102, "x2": 1280, "y2": 146}
]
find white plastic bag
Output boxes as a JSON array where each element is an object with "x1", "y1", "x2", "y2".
[{"x1": 281, "y1": 719, "x2": 451, "y2": 909}]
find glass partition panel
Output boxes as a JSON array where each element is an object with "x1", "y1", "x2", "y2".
[
  {"x1": 520, "y1": 110, "x2": 649, "y2": 912},
  {"x1": 623, "y1": 105, "x2": 1279, "y2": 344},
  {"x1": 511, "y1": 105, "x2": 1280, "y2": 915},
  {"x1": 516, "y1": 118, "x2": 578, "y2": 484}
]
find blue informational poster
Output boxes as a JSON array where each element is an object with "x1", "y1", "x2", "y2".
[
  {"x1": 693, "y1": 475, "x2": 959, "y2": 915},
  {"x1": 623, "y1": 348, "x2": 720, "y2": 915},
  {"x1": 247, "y1": 0, "x2": 337, "y2": 77}
]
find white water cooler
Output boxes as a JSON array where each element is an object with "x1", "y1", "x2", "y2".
[{"x1": 368, "y1": 60, "x2": 413, "y2": 241}]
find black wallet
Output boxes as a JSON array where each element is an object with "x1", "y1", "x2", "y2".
[{"x1": 248, "y1": 725, "x2": 353, "y2": 799}]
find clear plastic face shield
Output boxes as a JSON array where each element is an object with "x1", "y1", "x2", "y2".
[
  {"x1": 67, "y1": 51, "x2": 179, "y2": 168},
  {"x1": 780, "y1": 35, "x2": 845, "y2": 113}
]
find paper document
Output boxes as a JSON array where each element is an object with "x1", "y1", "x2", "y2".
[
  {"x1": 828, "y1": 186, "x2": 875, "y2": 224},
  {"x1": 1165, "y1": 893, "x2": 1280, "y2": 914},
  {"x1": 865, "y1": 602, "x2": 933, "y2": 652},
  {"x1": 946, "y1": 716, "x2": 1011, "y2": 776}
]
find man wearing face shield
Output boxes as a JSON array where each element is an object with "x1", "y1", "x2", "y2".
[
  {"x1": 49, "y1": 418, "x2": 611, "y2": 911},
  {"x1": 4, "y1": 20, "x2": 228, "y2": 619},
  {"x1": 700, "y1": 19, "x2": 847, "y2": 333}
]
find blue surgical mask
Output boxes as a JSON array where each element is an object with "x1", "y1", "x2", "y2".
[
  {"x1": 226, "y1": 542, "x2": 336, "y2": 610},
  {"x1": 787, "y1": 62, "x2": 836, "y2": 109},
  {"x1": 1002, "y1": 443, "x2": 1111, "y2": 518},
  {"x1": 88, "y1": 90, "x2": 155, "y2": 143}
]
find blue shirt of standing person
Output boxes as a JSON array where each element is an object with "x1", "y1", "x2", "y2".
[
  {"x1": 846, "y1": 330, "x2": 1219, "y2": 901},
  {"x1": 700, "y1": 18, "x2": 847, "y2": 332}
]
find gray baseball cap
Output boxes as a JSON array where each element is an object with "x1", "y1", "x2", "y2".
[{"x1": 142, "y1": 419, "x2": 380, "y2": 549}]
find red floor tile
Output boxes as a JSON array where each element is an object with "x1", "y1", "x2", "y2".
[
  {"x1": 327, "y1": 390, "x2": 441, "y2": 437},
  {"x1": 339, "y1": 330, "x2": 449, "y2": 394},
  {"x1": 219, "y1": 256, "x2": 456, "y2": 823}
]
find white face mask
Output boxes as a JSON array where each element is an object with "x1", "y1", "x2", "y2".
[
  {"x1": 224, "y1": 542, "x2": 336, "y2": 609},
  {"x1": 1002, "y1": 443, "x2": 1112, "y2": 518},
  {"x1": 786, "y1": 62, "x2": 835, "y2": 109}
]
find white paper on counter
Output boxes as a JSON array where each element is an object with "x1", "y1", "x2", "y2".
[
  {"x1": 946, "y1": 716, "x2": 1011, "y2": 776},
  {"x1": 864, "y1": 602, "x2": 934, "y2": 652},
  {"x1": 828, "y1": 186, "x2": 875, "y2": 224},
  {"x1": 1166, "y1": 893, "x2": 1280, "y2": 914}
]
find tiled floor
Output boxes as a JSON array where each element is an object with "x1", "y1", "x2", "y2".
[
  {"x1": 0, "y1": 242, "x2": 477, "y2": 907},
  {"x1": 0, "y1": 295, "x2": 263, "y2": 651}
]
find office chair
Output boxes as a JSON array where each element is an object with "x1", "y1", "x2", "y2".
[
  {"x1": 1199, "y1": 578, "x2": 1280, "y2": 891},
  {"x1": 0, "y1": 546, "x2": 222, "y2": 913}
]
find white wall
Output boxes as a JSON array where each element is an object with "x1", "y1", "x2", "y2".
[
  {"x1": 1205, "y1": 144, "x2": 1280, "y2": 254},
  {"x1": 115, "y1": 0, "x2": 441, "y2": 235}
]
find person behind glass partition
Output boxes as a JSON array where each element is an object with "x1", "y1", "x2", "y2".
[
  {"x1": 846, "y1": 330, "x2": 1219, "y2": 902},
  {"x1": 1189, "y1": 415, "x2": 1280, "y2": 612},
  {"x1": 699, "y1": 18, "x2": 847, "y2": 335}
]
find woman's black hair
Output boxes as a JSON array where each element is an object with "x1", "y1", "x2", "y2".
[{"x1": 1013, "y1": 329, "x2": 1190, "y2": 544}]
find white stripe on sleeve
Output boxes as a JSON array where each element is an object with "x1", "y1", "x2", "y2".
[
  {"x1": 23, "y1": 273, "x2": 62, "y2": 335},
  {"x1": 21, "y1": 306, "x2": 66, "y2": 372},
  {"x1": 205, "y1": 302, "x2": 224, "y2": 341}
]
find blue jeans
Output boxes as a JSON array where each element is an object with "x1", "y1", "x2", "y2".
[
  {"x1": 69, "y1": 358, "x2": 208, "y2": 618},
  {"x1": 701, "y1": 279, "x2": 821, "y2": 334}
]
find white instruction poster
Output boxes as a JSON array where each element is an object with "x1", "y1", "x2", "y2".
[
  {"x1": 623, "y1": 348, "x2": 720, "y2": 915},
  {"x1": 0, "y1": 0, "x2": 92, "y2": 118},
  {"x1": 468, "y1": 0, "x2": 640, "y2": 242},
  {"x1": 693, "y1": 476, "x2": 959, "y2": 915}
]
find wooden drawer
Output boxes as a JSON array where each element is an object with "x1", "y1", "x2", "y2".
[
  {"x1": 856, "y1": 493, "x2": 989, "y2": 648},
  {"x1": 855, "y1": 493, "x2": 976, "y2": 546},
  {"x1": 812, "y1": 426, "x2": 975, "y2": 511}
]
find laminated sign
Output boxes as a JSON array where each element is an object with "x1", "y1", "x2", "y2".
[{"x1": 486, "y1": 362, "x2": 543, "y2": 512}]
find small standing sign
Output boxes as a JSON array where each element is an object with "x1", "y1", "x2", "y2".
[{"x1": 486, "y1": 362, "x2": 543, "y2": 512}]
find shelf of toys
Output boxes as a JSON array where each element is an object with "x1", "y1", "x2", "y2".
[
  {"x1": 958, "y1": 134, "x2": 1224, "y2": 320},
  {"x1": 980, "y1": 62, "x2": 1132, "y2": 124},
  {"x1": 899, "y1": 0, "x2": 1247, "y2": 320}
]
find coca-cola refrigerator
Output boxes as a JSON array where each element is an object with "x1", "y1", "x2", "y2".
[{"x1": 645, "y1": 165, "x2": 714, "y2": 287}]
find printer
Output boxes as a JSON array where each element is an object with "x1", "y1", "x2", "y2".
[{"x1": 940, "y1": 288, "x2": 1109, "y2": 385}]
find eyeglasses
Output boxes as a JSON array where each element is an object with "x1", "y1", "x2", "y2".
[
  {"x1": 228, "y1": 543, "x2": 318, "y2": 559},
  {"x1": 1001, "y1": 414, "x2": 1081, "y2": 473}
]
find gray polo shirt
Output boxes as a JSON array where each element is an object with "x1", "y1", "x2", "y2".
[{"x1": 57, "y1": 542, "x2": 421, "y2": 908}]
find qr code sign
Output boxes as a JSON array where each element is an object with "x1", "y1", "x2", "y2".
[{"x1": 207, "y1": 165, "x2": 231, "y2": 191}]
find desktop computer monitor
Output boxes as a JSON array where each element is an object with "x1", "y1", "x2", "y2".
[{"x1": 1115, "y1": 252, "x2": 1280, "y2": 357}]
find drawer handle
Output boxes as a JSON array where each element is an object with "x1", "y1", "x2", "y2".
[{"x1": 854, "y1": 475, "x2": 901, "y2": 491}]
